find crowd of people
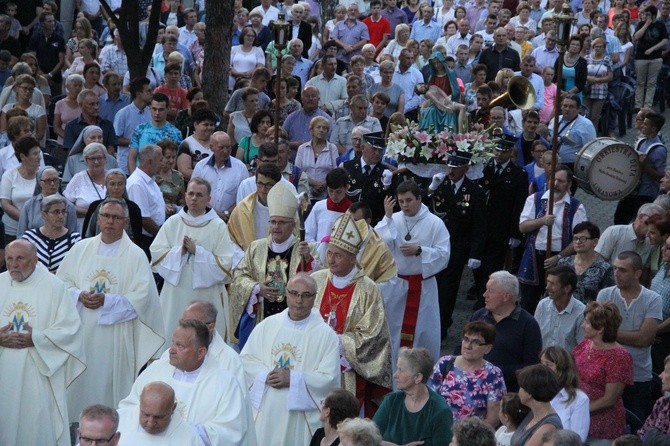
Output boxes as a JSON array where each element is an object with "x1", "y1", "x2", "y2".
[{"x1": 2, "y1": 0, "x2": 670, "y2": 445}]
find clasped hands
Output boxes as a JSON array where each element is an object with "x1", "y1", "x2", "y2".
[
  {"x1": 79, "y1": 291, "x2": 105, "y2": 309},
  {"x1": 0, "y1": 323, "x2": 34, "y2": 349},
  {"x1": 266, "y1": 367, "x2": 290, "y2": 389}
]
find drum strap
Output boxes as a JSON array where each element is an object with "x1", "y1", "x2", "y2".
[{"x1": 558, "y1": 117, "x2": 578, "y2": 136}]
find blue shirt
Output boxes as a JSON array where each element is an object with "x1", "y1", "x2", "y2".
[
  {"x1": 99, "y1": 94, "x2": 130, "y2": 124},
  {"x1": 130, "y1": 121, "x2": 182, "y2": 155},
  {"x1": 410, "y1": 19, "x2": 441, "y2": 43},
  {"x1": 333, "y1": 20, "x2": 370, "y2": 64},
  {"x1": 548, "y1": 114, "x2": 597, "y2": 163},
  {"x1": 282, "y1": 108, "x2": 335, "y2": 143},
  {"x1": 393, "y1": 66, "x2": 424, "y2": 112}
]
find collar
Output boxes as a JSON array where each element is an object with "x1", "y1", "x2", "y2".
[
  {"x1": 540, "y1": 189, "x2": 570, "y2": 204},
  {"x1": 486, "y1": 304, "x2": 522, "y2": 322},
  {"x1": 360, "y1": 158, "x2": 376, "y2": 171},
  {"x1": 369, "y1": 15, "x2": 383, "y2": 22},
  {"x1": 131, "y1": 101, "x2": 147, "y2": 113},
  {"x1": 134, "y1": 167, "x2": 155, "y2": 184},
  {"x1": 206, "y1": 154, "x2": 232, "y2": 168},
  {"x1": 332, "y1": 266, "x2": 359, "y2": 288},
  {"x1": 553, "y1": 297, "x2": 580, "y2": 314},
  {"x1": 452, "y1": 176, "x2": 464, "y2": 191},
  {"x1": 327, "y1": 197, "x2": 352, "y2": 212},
  {"x1": 179, "y1": 207, "x2": 217, "y2": 226},
  {"x1": 173, "y1": 356, "x2": 207, "y2": 383},
  {"x1": 271, "y1": 234, "x2": 296, "y2": 252}
]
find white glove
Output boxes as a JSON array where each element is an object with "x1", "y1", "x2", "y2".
[
  {"x1": 508, "y1": 238, "x2": 521, "y2": 248},
  {"x1": 429, "y1": 172, "x2": 447, "y2": 191},
  {"x1": 467, "y1": 258, "x2": 481, "y2": 269},
  {"x1": 382, "y1": 169, "x2": 393, "y2": 187}
]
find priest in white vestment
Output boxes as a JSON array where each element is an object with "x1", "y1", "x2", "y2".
[
  {"x1": 0, "y1": 240, "x2": 85, "y2": 446},
  {"x1": 151, "y1": 178, "x2": 234, "y2": 343},
  {"x1": 56, "y1": 198, "x2": 165, "y2": 422},
  {"x1": 118, "y1": 381, "x2": 205, "y2": 445},
  {"x1": 119, "y1": 319, "x2": 251, "y2": 446},
  {"x1": 374, "y1": 180, "x2": 451, "y2": 364},
  {"x1": 240, "y1": 273, "x2": 341, "y2": 446},
  {"x1": 304, "y1": 167, "x2": 352, "y2": 242}
]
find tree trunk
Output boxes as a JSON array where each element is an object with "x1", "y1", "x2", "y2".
[
  {"x1": 99, "y1": 0, "x2": 163, "y2": 81},
  {"x1": 321, "y1": 3, "x2": 336, "y2": 35},
  {"x1": 202, "y1": 0, "x2": 234, "y2": 116}
]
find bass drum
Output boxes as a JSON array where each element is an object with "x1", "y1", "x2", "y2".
[{"x1": 574, "y1": 137, "x2": 641, "y2": 201}]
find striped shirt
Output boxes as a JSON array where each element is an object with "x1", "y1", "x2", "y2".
[{"x1": 22, "y1": 229, "x2": 81, "y2": 273}]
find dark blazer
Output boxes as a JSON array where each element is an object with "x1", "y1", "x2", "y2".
[
  {"x1": 480, "y1": 159, "x2": 528, "y2": 242},
  {"x1": 428, "y1": 177, "x2": 486, "y2": 262},
  {"x1": 342, "y1": 159, "x2": 397, "y2": 226},
  {"x1": 290, "y1": 20, "x2": 312, "y2": 58}
]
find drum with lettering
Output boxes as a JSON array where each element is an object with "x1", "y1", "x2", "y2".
[{"x1": 573, "y1": 138, "x2": 641, "y2": 201}]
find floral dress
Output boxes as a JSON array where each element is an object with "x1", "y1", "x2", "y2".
[
  {"x1": 427, "y1": 355, "x2": 507, "y2": 421},
  {"x1": 155, "y1": 169, "x2": 185, "y2": 206},
  {"x1": 559, "y1": 256, "x2": 614, "y2": 303}
]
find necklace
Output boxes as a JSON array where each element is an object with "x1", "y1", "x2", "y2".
[
  {"x1": 404, "y1": 217, "x2": 419, "y2": 241},
  {"x1": 325, "y1": 282, "x2": 350, "y2": 330}
]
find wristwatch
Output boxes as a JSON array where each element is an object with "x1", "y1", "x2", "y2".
[{"x1": 416, "y1": 246, "x2": 422, "y2": 256}]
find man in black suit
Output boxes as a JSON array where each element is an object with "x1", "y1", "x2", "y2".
[
  {"x1": 343, "y1": 132, "x2": 396, "y2": 225},
  {"x1": 427, "y1": 150, "x2": 486, "y2": 338},
  {"x1": 473, "y1": 134, "x2": 528, "y2": 304},
  {"x1": 289, "y1": 3, "x2": 312, "y2": 58}
]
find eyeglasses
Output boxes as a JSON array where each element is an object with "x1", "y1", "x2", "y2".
[
  {"x1": 45, "y1": 209, "x2": 67, "y2": 215},
  {"x1": 256, "y1": 181, "x2": 276, "y2": 190},
  {"x1": 286, "y1": 289, "x2": 317, "y2": 299},
  {"x1": 99, "y1": 213, "x2": 126, "y2": 222},
  {"x1": 462, "y1": 336, "x2": 487, "y2": 347},
  {"x1": 86, "y1": 156, "x2": 106, "y2": 163},
  {"x1": 40, "y1": 177, "x2": 60, "y2": 184},
  {"x1": 268, "y1": 219, "x2": 293, "y2": 226},
  {"x1": 573, "y1": 236, "x2": 593, "y2": 243},
  {"x1": 78, "y1": 432, "x2": 117, "y2": 445}
]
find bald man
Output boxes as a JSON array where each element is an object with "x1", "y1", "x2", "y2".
[
  {"x1": 0, "y1": 240, "x2": 85, "y2": 446},
  {"x1": 117, "y1": 381, "x2": 204, "y2": 445}
]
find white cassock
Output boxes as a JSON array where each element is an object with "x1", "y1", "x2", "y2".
[
  {"x1": 150, "y1": 209, "x2": 234, "y2": 343},
  {"x1": 374, "y1": 204, "x2": 451, "y2": 363},
  {"x1": 117, "y1": 407, "x2": 205, "y2": 445},
  {"x1": 119, "y1": 355, "x2": 251, "y2": 446},
  {"x1": 0, "y1": 263, "x2": 86, "y2": 446},
  {"x1": 240, "y1": 308, "x2": 340, "y2": 446},
  {"x1": 56, "y1": 232, "x2": 165, "y2": 421},
  {"x1": 304, "y1": 199, "x2": 346, "y2": 242}
]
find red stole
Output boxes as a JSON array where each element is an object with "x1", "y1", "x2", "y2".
[
  {"x1": 326, "y1": 197, "x2": 353, "y2": 213},
  {"x1": 398, "y1": 274, "x2": 423, "y2": 348}
]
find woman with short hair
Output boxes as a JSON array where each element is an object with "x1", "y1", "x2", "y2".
[
  {"x1": 511, "y1": 364, "x2": 563, "y2": 445},
  {"x1": 21, "y1": 194, "x2": 80, "y2": 273},
  {"x1": 373, "y1": 347, "x2": 454, "y2": 445},
  {"x1": 309, "y1": 389, "x2": 359, "y2": 446},
  {"x1": 62, "y1": 125, "x2": 118, "y2": 186},
  {"x1": 428, "y1": 321, "x2": 506, "y2": 426},
  {"x1": 63, "y1": 143, "x2": 109, "y2": 230},
  {"x1": 295, "y1": 116, "x2": 338, "y2": 200}
]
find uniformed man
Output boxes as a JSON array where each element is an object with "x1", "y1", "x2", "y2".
[
  {"x1": 342, "y1": 131, "x2": 396, "y2": 225},
  {"x1": 427, "y1": 150, "x2": 486, "y2": 338},
  {"x1": 473, "y1": 133, "x2": 528, "y2": 304}
]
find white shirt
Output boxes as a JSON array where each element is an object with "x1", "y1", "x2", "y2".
[
  {"x1": 126, "y1": 167, "x2": 166, "y2": 235},
  {"x1": 250, "y1": 4, "x2": 280, "y2": 26},
  {"x1": 519, "y1": 190, "x2": 587, "y2": 252},
  {"x1": 235, "y1": 176, "x2": 296, "y2": 203},
  {"x1": 192, "y1": 155, "x2": 249, "y2": 214}
]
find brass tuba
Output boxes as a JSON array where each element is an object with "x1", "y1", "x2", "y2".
[{"x1": 488, "y1": 75, "x2": 537, "y2": 110}]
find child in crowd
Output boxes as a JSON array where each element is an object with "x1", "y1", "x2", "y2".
[{"x1": 496, "y1": 393, "x2": 530, "y2": 446}]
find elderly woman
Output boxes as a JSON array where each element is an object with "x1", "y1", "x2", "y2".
[
  {"x1": 62, "y1": 126, "x2": 118, "y2": 186},
  {"x1": 369, "y1": 60, "x2": 405, "y2": 118},
  {"x1": 295, "y1": 116, "x2": 339, "y2": 200},
  {"x1": 64, "y1": 142, "x2": 109, "y2": 230},
  {"x1": 373, "y1": 347, "x2": 454, "y2": 445},
  {"x1": 235, "y1": 110, "x2": 273, "y2": 166},
  {"x1": 554, "y1": 35, "x2": 587, "y2": 99},
  {"x1": 511, "y1": 364, "x2": 562, "y2": 445},
  {"x1": 338, "y1": 418, "x2": 383, "y2": 446},
  {"x1": 558, "y1": 222, "x2": 614, "y2": 303},
  {"x1": 1, "y1": 56, "x2": 50, "y2": 109},
  {"x1": 651, "y1": 234, "x2": 670, "y2": 373},
  {"x1": 17, "y1": 166, "x2": 77, "y2": 237},
  {"x1": 451, "y1": 417, "x2": 497, "y2": 446},
  {"x1": 309, "y1": 389, "x2": 360, "y2": 446},
  {"x1": 53, "y1": 74, "x2": 83, "y2": 144},
  {"x1": 177, "y1": 108, "x2": 217, "y2": 180},
  {"x1": 638, "y1": 355, "x2": 670, "y2": 442},
  {"x1": 0, "y1": 74, "x2": 47, "y2": 144},
  {"x1": 21, "y1": 194, "x2": 81, "y2": 273},
  {"x1": 380, "y1": 24, "x2": 411, "y2": 61},
  {"x1": 0, "y1": 136, "x2": 41, "y2": 243},
  {"x1": 584, "y1": 37, "x2": 613, "y2": 134},
  {"x1": 227, "y1": 87, "x2": 259, "y2": 146},
  {"x1": 573, "y1": 301, "x2": 634, "y2": 443},
  {"x1": 540, "y1": 346, "x2": 590, "y2": 443},
  {"x1": 81, "y1": 169, "x2": 142, "y2": 241},
  {"x1": 428, "y1": 321, "x2": 506, "y2": 425}
]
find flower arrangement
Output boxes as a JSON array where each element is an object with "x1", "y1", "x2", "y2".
[{"x1": 386, "y1": 120, "x2": 498, "y2": 166}]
